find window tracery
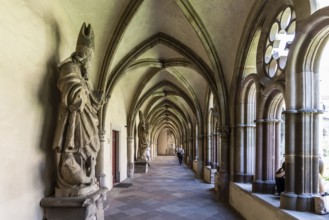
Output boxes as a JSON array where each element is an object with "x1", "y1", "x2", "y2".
[{"x1": 264, "y1": 7, "x2": 296, "y2": 78}]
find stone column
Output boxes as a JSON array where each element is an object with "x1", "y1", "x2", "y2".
[
  {"x1": 281, "y1": 109, "x2": 321, "y2": 211},
  {"x1": 149, "y1": 141, "x2": 154, "y2": 160},
  {"x1": 233, "y1": 123, "x2": 255, "y2": 183},
  {"x1": 96, "y1": 130, "x2": 107, "y2": 188},
  {"x1": 253, "y1": 119, "x2": 277, "y2": 193},
  {"x1": 216, "y1": 131, "x2": 220, "y2": 169},
  {"x1": 280, "y1": 110, "x2": 297, "y2": 210},
  {"x1": 183, "y1": 137, "x2": 188, "y2": 163},
  {"x1": 196, "y1": 134, "x2": 204, "y2": 178},
  {"x1": 263, "y1": 119, "x2": 277, "y2": 191},
  {"x1": 192, "y1": 129, "x2": 199, "y2": 160},
  {"x1": 127, "y1": 136, "x2": 134, "y2": 178},
  {"x1": 207, "y1": 134, "x2": 212, "y2": 166},
  {"x1": 188, "y1": 138, "x2": 193, "y2": 168},
  {"x1": 252, "y1": 119, "x2": 264, "y2": 193},
  {"x1": 217, "y1": 127, "x2": 230, "y2": 202},
  {"x1": 234, "y1": 124, "x2": 244, "y2": 182},
  {"x1": 275, "y1": 119, "x2": 281, "y2": 169},
  {"x1": 295, "y1": 109, "x2": 319, "y2": 211},
  {"x1": 213, "y1": 132, "x2": 219, "y2": 168},
  {"x1": 245, "y1": 123, "x2": 256, "y2": 183}
]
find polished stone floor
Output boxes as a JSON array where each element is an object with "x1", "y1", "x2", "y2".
[{"x1": 104, "y1": 156, "x2": 244, "y2": 220}]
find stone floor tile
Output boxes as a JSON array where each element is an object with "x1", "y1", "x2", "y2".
[
  {"x1": 105, "y1": 212, "x2": 129, "y2": 220},
  {"x1": 104, "y1": 156, "x2": 244, "y2": 220}
]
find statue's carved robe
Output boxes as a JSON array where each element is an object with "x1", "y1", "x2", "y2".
[
  {"x1": 138, "y1": 122, "x2": 149, "y2": 159},
  {"x1": 53, "y1": 59, "x2": 100, "y2": 187}
]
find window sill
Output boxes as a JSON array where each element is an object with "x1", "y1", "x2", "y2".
[{"x1": 232, "y1": 182, "x2": 329, "y2": 220}]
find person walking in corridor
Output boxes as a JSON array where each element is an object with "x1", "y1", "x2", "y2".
[{"x1": 176, "y1": 145, "x2": 184, "y2": 165}]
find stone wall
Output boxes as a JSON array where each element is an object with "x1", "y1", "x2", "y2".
[
  {"x1": 0, "y1": 1, "x2": 123, "y2": 219},
  {"x1": 230, "y1": 183, "x2": 293, "y2": 220}
]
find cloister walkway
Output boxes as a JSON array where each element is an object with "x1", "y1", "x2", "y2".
[{"x1": 104, "y1": 156, "x2": 244, "y2": 220}]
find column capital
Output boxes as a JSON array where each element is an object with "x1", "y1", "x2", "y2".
[
  {"x1": 282, "y1": 108, "x2": 324, "y2": 114},
  {"x1": 99, "y1": 129, "x2": 106, "y2": 135},
  {"x1": 218, "y1": 126, "x2": 230, "y2": 137},
  {"x1": 235, "y1": 123, "x2": 256, "y2": 128},
  {"x1": 99, "y1": 130, "x2": 106, "y2": 142},
  {"x1": 297, "y1": 108, "x2": 323, "y2": 114},
  {"x1": 127, "y1": 136, "x2": 134, "y2": 142},
  {"x1": 254, "y1": 119, "x2": 282, "y2": 123},
  {"x1": 254, "y1": 119, "x2": 264, "y2": 123},
  {"x1": 263, "y1": 119, "x2": 281, "y2": 123}
]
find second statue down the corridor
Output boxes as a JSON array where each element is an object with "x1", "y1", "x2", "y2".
[{"x1": 137, "y1": 111, "x2": 150, "y2": 161}]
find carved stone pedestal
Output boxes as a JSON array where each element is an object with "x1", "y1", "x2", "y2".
[
  {"x1": 40, "y1": 188, "x2": 107, "y2": 220},
  {"x1": 55, "y1": 184, "x2": 99, "y2": 197},
  {"x1": 134, "y1": 160, "x2": 148, "y2": 173}
]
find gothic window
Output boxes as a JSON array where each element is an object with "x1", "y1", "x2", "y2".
[{"x1": 264, "y1": 7, "x2": 296, "y2": 78}]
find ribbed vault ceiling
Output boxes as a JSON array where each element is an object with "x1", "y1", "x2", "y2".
[{"x1": 72, "y1": 0, "x2": 259, "y2": 142}]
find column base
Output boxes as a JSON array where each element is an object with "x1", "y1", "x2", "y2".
[
  {"x1": 252, "y1": 179, "x2": 275, "y2": 194},
  {"x1": 203, "y1": 166, "x2": 216, "y2": 184},
  {"x1": 280, "y1": 192, "x2": 314, "y2": 212},
  {"x1": 211, "y1": 162, "x2": 218, "y2": 169},
  {"x1": 188, "y1": 156, "x2": 194, "y2": 169},
  {"x1": 196, "y1": 161, "x2": 203, "y2": 178},
  {"x1": 280, "y1": 192, "x2": 297, "y2": 210},
  {"x1": 128, "y1": 162, "x2": 134, "y2": 178},
  {"x1": 193, "y1": 160, "x2": 198, "y2": 173},
  {"x1": 96, "y1": 174, "x2": 107, "y2": 188},
  {"x1": 40, "y1": 188, "x2": 107, "y2": 220},
  {"x1": 234, "y1": 173, "x2": 253, "y2": 183},
  {"x1": 214, "y1": 172, "x2": 219, "y2": 191},
  {"x1": 217, "y1": 170, "x2": 229, "y2": 202}
]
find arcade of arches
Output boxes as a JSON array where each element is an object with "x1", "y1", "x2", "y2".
[{"x1": 3, "y1": 0, "x2": 329, "y2": 219}]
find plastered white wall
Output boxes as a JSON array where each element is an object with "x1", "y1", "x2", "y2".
[
  {"x1": 0, "y1": 1, "x2": 72, "y2": 219},
  {"x1": 157, "y1": 130, "x2": 168, "y2": 155},
  {"x1": 0, "y1": 1, "x2": 120, "y2": 219},
  {"x1": 104, "y1": 88, "x2": 128, "y2": 189}
]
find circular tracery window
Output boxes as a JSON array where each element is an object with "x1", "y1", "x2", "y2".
[{"x1": 264, "y1": 7, "x2": 296, "y2": 78}]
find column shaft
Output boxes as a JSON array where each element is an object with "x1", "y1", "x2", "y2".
[
  {"x1": 127, "y1": 136, "x2": 134, "y2": 178},
  {"x1": 96, "y1": 130, "x2": 107, "y2": 188}
]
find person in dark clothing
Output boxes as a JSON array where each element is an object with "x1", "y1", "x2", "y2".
[
  {"x1": 275, "y1": 162, "x2": 285, "y2": 195},
  {"x1": 176, "y1": 145, "x2": 184, "y2": 165}
]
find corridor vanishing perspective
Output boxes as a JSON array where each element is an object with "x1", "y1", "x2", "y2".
[
  {"x1": 5, "y1": 0, "x2": 329, "y2": 219},
  {"x1": 105, "y1": 156, "x2": 243, "y2": 220}
]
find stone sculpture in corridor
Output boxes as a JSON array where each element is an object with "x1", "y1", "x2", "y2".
[
  {"x1": 53, "y1": 23, "x2": 104, "y2": 197},
  {"x1": 138, "y1": 111, "x2": 150, "y2": 160}
]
